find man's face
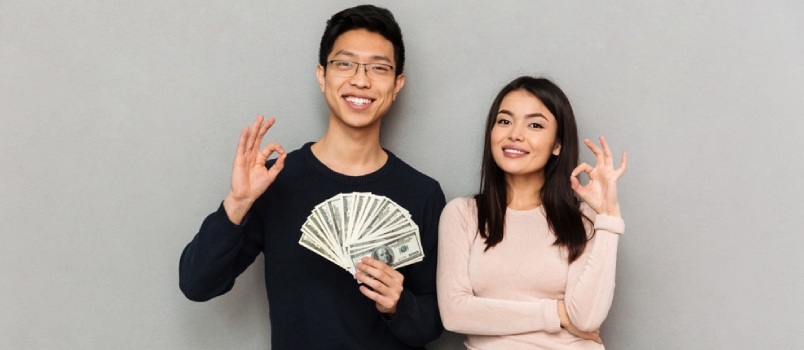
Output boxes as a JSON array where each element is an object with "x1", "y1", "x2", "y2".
[{"x1": 316, "y1": 29, "x2": 405, "y2": 130}]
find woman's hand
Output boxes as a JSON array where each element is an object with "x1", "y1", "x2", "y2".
[
  {"x1": 223, "y1": 115, "x2": 286, "y2": 224},
  {"x1": 570, "y1": 136, "x2": 627, "y2": 217},
  {"x1": 557, "y1": 301, "x2": 603, "y2": 344}
]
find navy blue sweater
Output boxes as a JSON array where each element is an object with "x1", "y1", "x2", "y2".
[{"x1": 179, "y1": 142, "x2": 445, "y2": 349}]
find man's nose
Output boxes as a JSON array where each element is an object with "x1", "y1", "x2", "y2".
[{"x1": 350, "y1": 65, "x2": 371, "y2": 88}]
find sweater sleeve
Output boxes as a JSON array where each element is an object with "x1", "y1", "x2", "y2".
[
  {"x1": 178, "y1": 202, "x2": 265, "y2": 302},
  {"x1": 384, "y1": 182, "x2": 446, "y2": 346},
  {"x1": 563, "y1": 205, "x2": 624, "y2": 332},
  {"x1": 437, "y1": 198, "x2": 562, "y2": 335}
]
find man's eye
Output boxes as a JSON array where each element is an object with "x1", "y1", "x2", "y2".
[
  {"x1": 371, "y1": 65, "x2": 390, "y2": 73},
  {"x1": 335, "y1": 61, "x2": 353, "y2": 68}
]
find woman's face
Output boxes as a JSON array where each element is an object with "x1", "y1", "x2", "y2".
[{"x1": 490, "y1": 89, "x2": 561, "y2": 179}]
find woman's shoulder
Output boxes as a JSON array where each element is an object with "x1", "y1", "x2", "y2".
[
  {"x1": 445, "y1": 196, "x2": 477, "y2": 214},
  {"x1": 446, "y1": 196, "x2": 476, "y2": 207}
]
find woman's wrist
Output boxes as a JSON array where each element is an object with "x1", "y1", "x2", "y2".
[{"x1": 557, "y1": 300, "x2": 569, "y2": 328}]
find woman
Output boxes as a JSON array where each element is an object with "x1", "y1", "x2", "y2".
[{"x1": 437, "y1": 76, "x2": 627, "y2": 349}]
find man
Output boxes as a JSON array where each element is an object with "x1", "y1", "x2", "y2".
[{"x1": 179, "y1": 5, "x2": 445, "y2": 350}]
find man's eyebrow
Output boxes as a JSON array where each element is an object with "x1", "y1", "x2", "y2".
[
  {"x1": 368, "y1": 55, "x2": 392, "y2": 64},
  {"x1": 332, "y1": 50, "x2": 392, "y2": 64},
  {"x1": 332, "y1": 50, "x2": 357, "y2": 58}
]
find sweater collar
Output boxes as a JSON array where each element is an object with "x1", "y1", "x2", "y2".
[{"x1": 301, "y1": 142, "x2": 396, "y2": 185}]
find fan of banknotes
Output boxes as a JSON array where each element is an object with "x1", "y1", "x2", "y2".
[{"x1": 299, "y1": 192, "x2": 423, "y2": 276}]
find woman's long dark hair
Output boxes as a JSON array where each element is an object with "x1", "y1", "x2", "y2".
[{"x1": 474, "y1": 76, "x2": 591, "y2": 263}]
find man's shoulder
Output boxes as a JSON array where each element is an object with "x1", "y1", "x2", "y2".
[{"x1": 387, "y1": 151, "x2": 440, "y2": 190}]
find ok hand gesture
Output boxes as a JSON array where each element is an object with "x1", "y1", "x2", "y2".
[
  {"x1": 570, "y1": 137, "x2": 627, "y2": 217},
  {"x1": 223, "y1": 116, "x2": 286, "y2": 224}
]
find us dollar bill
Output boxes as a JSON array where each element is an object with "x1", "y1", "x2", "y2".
[
  {"x1": 299, "y1": 230, "x2": 345, "y2": 268},
  {"x1": 326, "y1": 196, "x2": 344, "y2": 242},
  {"x1": 302, "y1": 219, "x2": 343, "y2": 262},
  {"x1": 362, "y1": 209, "x2": 410, "y2": 240},
  {"x1": 341, "y1": 194, "x2": 352, "y2": 242},
  {"x1": 348, "y1": 229, "x2": 424, "y2": 271}
]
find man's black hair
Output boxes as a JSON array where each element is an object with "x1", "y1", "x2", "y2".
[{"x1": 319, "y1": 5, "x2": 405, "y2": 75}]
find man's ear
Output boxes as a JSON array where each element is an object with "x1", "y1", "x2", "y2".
[
  {"x1": 392, "y1": 73, "x2": 405, "y2": 101},
  {"x1": 552, "y1": 142, "x2": 562, "y2": 156},
  {"x1": 316, "y1": 65, "x2": 326, "y2": 93}
]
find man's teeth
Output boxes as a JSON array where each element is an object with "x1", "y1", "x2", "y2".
[
  {"x1": 504, "y1": 149, "x2": 527, "y2": 155},
  {"x1": 345, "y1": 97, "x2": 372, "y2": 106}
]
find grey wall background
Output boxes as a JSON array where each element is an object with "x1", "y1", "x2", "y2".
[{"x1": 2, "y1": 0, "x2": 802, "y2": 349}]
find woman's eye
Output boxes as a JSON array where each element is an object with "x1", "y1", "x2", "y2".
[
  {"x1": 496, "y1": 119, "x2": 511, "y2": 125},
  {"x1": 529, "y1": 122, "x2": 544, "y2": 129}
]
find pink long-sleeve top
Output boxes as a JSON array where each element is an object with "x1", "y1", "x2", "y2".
[{"x1": 437, "y1": 197, "x2": 624, "y2": 350}]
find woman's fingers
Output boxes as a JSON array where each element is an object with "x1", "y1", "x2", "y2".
[
  {"x1": 600, "y1": 136, "x2": 613, "y2": 165},
  {"x1": 571, "y1": 162, "x2": 593, "y2": 178},
  {"x1": 617, "y1": 152, "x2": 627, "y2": 176},
  {"x1": 570, "y1": 163, "x2": 593, "y2": 192},
  {"x1": 584, "y1": 139, "x2": 606, "y2": 167}
]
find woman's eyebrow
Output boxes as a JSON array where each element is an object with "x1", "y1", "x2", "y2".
[
  {"x1": 525, "y1": 113, "x2": 547, "y2": 120},
  {"x1": 497, "y1": 110, "x2": 547, "y2": 120}
]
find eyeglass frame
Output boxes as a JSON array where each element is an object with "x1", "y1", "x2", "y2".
[{"x1": 326, "y1": 60, "x2": 397, "y2": 80}]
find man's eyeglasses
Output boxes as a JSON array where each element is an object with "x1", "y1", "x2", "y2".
[{"x1": 327, "y1": 60, "x2": 396, "y2": 80}]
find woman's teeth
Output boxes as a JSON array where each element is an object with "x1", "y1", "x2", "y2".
[{"x1": 504, "y1": 149, "x2": 527, "y2": 155}]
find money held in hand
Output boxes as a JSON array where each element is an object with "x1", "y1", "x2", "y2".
[{"x1": 299, "y1": 192, "x2": 424, "y2": 276}]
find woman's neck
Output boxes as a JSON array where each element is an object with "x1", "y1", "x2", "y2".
[{"x1": 505, "y1": 172, "x2": 544, "y2": 210}]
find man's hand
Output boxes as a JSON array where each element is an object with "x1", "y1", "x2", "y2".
[
  {"x1": 223, "y1": 115, "x2": 286, "y2": 224},
  {"x1": 355, "y1": 257, "x2": 404, "y2": 317}
]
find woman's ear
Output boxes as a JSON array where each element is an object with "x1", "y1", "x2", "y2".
[{"x1": 552, "y1": 142, "x2": 561, "y2": 156}]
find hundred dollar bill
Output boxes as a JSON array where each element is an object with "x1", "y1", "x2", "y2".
[
  {"x1": 351, "y1": 195, "x2": 374, "y2": 237},
  {"x1": 341, "y1": 193, "x2": 352, "y2": 242},
  {"x1": 302, "y1": 218, "x2": 342, "y2": 262},
  {"x1": 308, "y1": 213, "x2": 335, "y2": 253},
  {"x1": 299, "y1": 230, "x2": 345, "y2": 269},
  {"x1": 349, "y1": 227, "x2": 417, "y2": 252},
  {"x1": 314, "y1": 205, "x2": 339, "y2": 248},
  {"x1": 326, "y1": 195, "x2": 344, "y2": 243},
  {"x1": 362, "y1": 209, "x2": 410, "y2": 240},
  {"x1": 365, "y1": 195, "x2": 390, "y2": 236},
  {"x1": 349, "y1": 229, "x2": 424, "y2": 272},
  {"x1": 357, "y1": 200, "x2": 393, "y2": 240},
  {"x1": 350, "y1": 193, "x2": 368, "y2": 241}
]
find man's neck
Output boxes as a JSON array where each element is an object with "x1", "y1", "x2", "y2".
[{"x1": 310, "y1": 115, "x2": 388, "y2": 176}]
